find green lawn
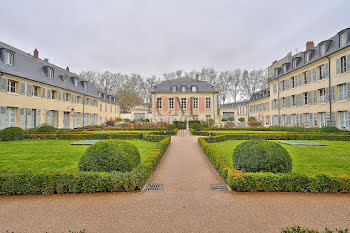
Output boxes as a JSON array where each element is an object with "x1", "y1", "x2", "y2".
[
  {"x1": 0, "y1": 140, "x2": 157, "y2": 173},
  {"x1": 210, "y1": 140, "x2": 350, "y2": 176}
]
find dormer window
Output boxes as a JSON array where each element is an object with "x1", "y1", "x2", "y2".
[
  {"x1": 48, "y1": 68, "x2": 54, "y2": 79},
  {"x1": 304, "y1": 52, "x2": 310, "y2": 63},
  {"x1": 172, "y1": 86, "x2": 177, "y2": 92},
  {"x1": 191, "y1": 86, "x2": 197, "y2": 92},
  {"x1": 319, "y1": 42, "x2": 326, "y2": 56},
  {"x1": 283, "y1": 64, "x2": 288, "y2": 73},
  {"x1": 82, "y1": 81, "x2": 88, "y2": 90},
  {"x1": 4, "y1": 51, "x2": 14, "y2": 65},
  {"x1": 60, "y1": 74, "x2": 68, "y2": 81},
  {"x1": 292, "y1": 59, "x2": 297, "y2": 69},
  {"x1": 340, "y1": 31, "x2": 348, "y2": 47},
  {"x1": 274, "y1": 68, "x2": 279, "y2": 77},
  {"x1": 181, "y1": 86, "x2": 186, "y2": 92},
  {"x1": 73, "y1": 77, "x2": 78, "y2": 87}
]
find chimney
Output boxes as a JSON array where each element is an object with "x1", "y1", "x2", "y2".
[
  {"x1": 66, "y1": 67, "x2": 70, "y2": 71},
  {"x1": 44, "y1": 58, "x2": 49, "y2": 62},
  {"x1": 33, "y1": 49, "x2": 39, "y2": 58},
  {"x1": 306, "y1": 41, "x2": 314, "y2": 50},
  {"x1": 195, "y1": 74, "x2": 199, "y2": 81}
]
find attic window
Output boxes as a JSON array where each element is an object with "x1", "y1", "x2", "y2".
[
  {"x1": 292, "y1": 59, "x2": 297, "y2": 69},
  {"x1": 274, "y1": 69, "x2": 279, "y2": 77},
  {"x1": 304, "y1": 52, "x2": 310, "y2": 63},
  {"x1": 60, "y1": 74, "x2": 68, "y2": 81},
  {"x1": 82, "y1": 81, "x2": 88, "y2": 90},
  {"x1": 73, "y1": 77, "x2": 78, "y2": 87},
  {"x1": 340, "y1": 31, "x2": 348, "y2": 47},
  {"x1": 172, "y1": 86, "x2": 176, "y2": 92},
  {"x1": 283, "y1": 64, "x2": 288, "y2": 73},
  {"x1": 320, "y1": 42, "x2": 326, "y2": 56},
  {"x1": 48, "y1": 68, "x2": 54, "y2": 79},
  {"x1": 191, "y1": 86, "x2": 197, "y2": 92},
  {"x1": 181, "y1": 86, "x2": 186, "y2": 92},
  {"x1": 4, "y1": 50, "x2": 14, "y2": 65}
]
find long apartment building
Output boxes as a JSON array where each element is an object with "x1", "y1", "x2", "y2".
[
  {"x1": 220, "y1": 28, "x2": 350, "y2": 129},
  {"x1": 0, "y1": 42, "x2": 120, "y2": 130}
]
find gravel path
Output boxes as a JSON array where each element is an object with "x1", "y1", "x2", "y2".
[{"x1": 0, "y1": 133, "x2": 349, "y2": 233}]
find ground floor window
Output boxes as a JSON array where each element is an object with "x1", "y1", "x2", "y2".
[
  {"x1": 206, "y1": 115, "x2": 211, "y2": 121},
  {"x1": 339, "y1": 111, "x2": 348, "y2": 129},
  {"x1": 320, "y1": 112, "x2": 326, "y2": 127},
  {"x1": 193, "y1": 115, "x2": 198, "y2": 120}
]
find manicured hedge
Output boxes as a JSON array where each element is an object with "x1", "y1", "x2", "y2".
[
  {"x1": 203, "y1": 133, "x2": 350, "y2": 142},
  {"x1": 0, "y1": 127, "x2": 25, "y2": 141},
  {"x1": 0, "y1": 137, "x2": 171, "y2": 195},
  {"x1": 198, "y1": 138, "x2": 350, "y2": 192},
  {"x1": 148, "y1": 129, "x2": 178, "y2": 135},
  {"x1": 281, "y1": 226, "x2": 349, "y2": 233},
  {"x1": 143, "y1": 133, "x2": 168, "y2": 142},
  {"x1": 25, "y1": 133, "x2": 144, "y2": 140}
]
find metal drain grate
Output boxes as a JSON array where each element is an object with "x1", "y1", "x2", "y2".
[
  {"x1": 145, "y1": 184, "x2": 163, "y2": 191},
  {"x1": 210, "y1": 184, "x2": 228, "y2": 191}
]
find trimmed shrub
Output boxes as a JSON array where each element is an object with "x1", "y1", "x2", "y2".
[
  {"x1": 173, "y1": 121, "x2": 187, "y2": 129},
  {"x1": 37, "y1": 125, "x2": 56, "y2": 133},
  {"x1": 238, "y1": 117, "x2": 245, "y2": 122},
  {"x1": 221, "y1": 118, "x2": 227, "y2": 122},
  {"x1": 167, "y1": 124, "x2": 176, "y2": 130},
  {"x1": 247, "y1": 120, "x2": 263, "y2": 127},
  {"x1": 25, "y1": 133, "x2": 143, "y2": 140},
  {"x1": 319, "y1": 126, "x2": 340, "y2": 133},
  {"x1": 0, "y1": 127, "x2": 25, "y2": 141},
  {"x1": 79, "y1": 140, "x2": 141, "y2": 173},
  {"x1": 232, "y1": 140, "x2": 292, "y2": 173},
  {"x1": 248, "y1": 116, "x2": 256, "y2": 121},
  {"x1": 116, "y1": 117, "x2": 123, "y2": 122},
  {"x1": 191, "y1": 123, "x2": 201, "y2": 131},
  {"x1": 227, "y1": 117, "x2": 235, "y2": 122},
  {"x1": 281, "y1": 225, "x2": 349, "y2": 233}
]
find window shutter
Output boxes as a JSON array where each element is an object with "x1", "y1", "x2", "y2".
[
  {"x1": 278, "y1": 82, "x2": 281, "y2": 92},
  {"x1": 41, "y1": 88, "x2": 46, "y2": 98},
  {"x1": 313, "y1": 90, "x2": 317, "y2": 104},
  {"x1": 347, "y1": 111, "x2": 350, "y2": 129},
  {"x1": 26, "y1": 108, "x2": 33, "y2": 129},
  {"x1": 312, "y1": 68, "x2": 316, "y2": 82},
  {"x1": 35, "y1": 109, "x2": 41, "y2": 127},
  {"x1": 347, "y1": 54, "x2": 350, "y2": 72},
  {"x1": 336, "y1": 59, "x2": 341, "y2": 75},
  {"x1": 325, "y1": 87, "x2": 330, "y2": 102},
  {"x1": 27, "y1": 84, "x2": 33, "y2": 96},
  {"x1": 314, "y1": 112, "x2": 318, "y2": 127},
  {"x1": 326, "y1": 112, "x2": 331, "y2": 126},
  {"x1": 331, "y1": 112, "x2": 337, "y2": 127},
  {"x1": 309, "y1": 113, "x2": 313, "y2": 127},
  {"x1": 18, "y1": 108, "x2": 25, "y2": 129},
  {"x1": 0, "y1": 77, "x2": 8, "y2": 92},
  {"x1": 324, "y1": 63, "x2": 329, "y2": 78},
  {"x1": 346, "y1": 83, "x2": 350, "y2": 100},
  {"x1": 20, "y1": 83, "x2": 26, "y2": 95},
  {"x1": 47, "y1": 89, "x2": 52, "y2": 99},
  {"x1": 0, "y1": 107, "x2": 7, "y2": 130},
  {"x1": 307, "y1": 92, "x2": 311, "y2": 105},
  {"x1": 330, "y1": 86, "x2": 336, "y2": 102},
  {"x1": 308, "y1": 70, "x2": 312, "y2": 83},
  {"x1": 58, "y1": 92, "x2": 62, "y2": 101},
  {"x1": 298, "y1": 74, "x2": 302, "y2": 86}
]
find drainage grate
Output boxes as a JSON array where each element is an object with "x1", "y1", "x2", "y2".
[
  {"x1": 210, "y1": 184, "x2": 228, "y2": 191},
  {"x1": 144, "y1": 184, "x2": 163, "y2": 191}
]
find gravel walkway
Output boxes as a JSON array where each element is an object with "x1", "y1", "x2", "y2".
[{"x1": 0, "y1": 133, "x2": 349, "y2": 233}]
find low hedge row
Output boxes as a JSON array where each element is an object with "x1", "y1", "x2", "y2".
[
  {"x1": 25, "y1": 133, "x2": 144, "y2": 140},
  {"x1": 143, "y1": 134, "x2": 168, "y2": 142},
  {"x1": 198, "y1": 138, "x2": 350, "y2": 192},
  {"x1": 148, "y1": 128, "x2": 178, "y2": 135},
  {"x1": 203, "y1": 133, "x2": 350, "y2": 142},
  {"x1": 26, "y1": 127, "x2": 169, "y2": 134},
  {"x1": 0, "y1": 137, "x2": 171, "y2": 195}
]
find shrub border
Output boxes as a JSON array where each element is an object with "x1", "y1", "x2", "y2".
[
  {"x1": 0, "y1": 137, "x2": 171, "y2": 195},
  {"x1": 198, "y1": 138, "x2": 350, "y2": 192}
]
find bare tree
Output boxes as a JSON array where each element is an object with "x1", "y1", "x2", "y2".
[
  {"x1": 240, "y1": 69, "x2": 268, "y2": 99},
  {"x1": 230, "y1": 68, "x2": 242, "y2": 103},
  {"x1": 216, "y1": 70, "x2": 233, "y2": 104}
]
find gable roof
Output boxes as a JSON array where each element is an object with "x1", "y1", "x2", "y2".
[{"x1": 152, "y1": 78, "x2": 217, "y2": 93}]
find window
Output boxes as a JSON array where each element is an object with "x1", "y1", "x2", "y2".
[
  {"x1": 320, "y1": 112, "x2": 326, "y2": 127},
  {"x1": 206, "y1": 115, "x2": 211, "y2": 121},
  {"x1": 339, "y1": 111, "x2": 347, "y2": 129},
  {"x1": 191, "y1": 86, "x2": 197, "y2": 92},
  {"x1": 157, "y1": 98, "x2": 162, "y2": 109},
  {"x1": 73, "y1": 78, "x2": 78, "y2": 87},
  {"x1": 181, "y1": 98, "x2": 186, "y2": 109},
  {"x1": 52, "y1": 90, "x2": 58, "y2": 100},
  {"x1": 292, "y1": 95, "x2": 296, "y2": 107},
  {"x1": 193, "y1": 98, "x2": 198, "y2": 109},
  {"x1": 319, "y1": 88, "x2": 326, "y2": 103},
  {"x1": 303, "y1": 72, "x2": 307, "y2": 84},
  {"x1": 110, "y1": 106, "x2": 112, "y2": 113},
  {"x1": 319, "y1": 65, "x2": 325, "y2": 80},
  {"x1": 292, "y1": 59, "x2": 297, "y2": 69},
  {"x1": 304, "y1": 52, "x2": 310, "y2": 63},
  {"x1": 193, "y1": 115, "x2": 198, "y2": 120},
  {"x1": 4, "y1": 51, "x2": 14, "y2": 65},
  {"x1": 181, "y1": 86, "x2": 186, "y2": 92},
  {"x1": 48, "y1": 68, "x2": 54, "y2": 79},
  {"x1": 7, "y1": 107, "x2": 16, "y2": 127},
  {"x1": 273, "y1": 83, "x2": 277, "y2": 94},
  {"x1": 338, "y1": 84, "x2": 346, "y2": 101},
  {"x1": 340, "y1": 32, "x2": 348, "y2": 47},
  {"x1": 283, "y1": 64, "x2": 288, "y2": 73},
  {"x1": 304, "y1": 92, "x2": 309, "y2": 105},
  {"x1": 77, "y1": 96, "x2": 81, "y2": 104},
  {"x1": 206, "y1": 97, "x2": 211, "y2": 109},
  {"x1": 274, "y1": 69, "x2": 279, "y2": 77},
  {"x1": 320, "y1": 43, "x2": 326, "y2": 56},
  {"x1": 169, "y1": 98, "x2": 174, "y2": 109},
  {"x1": 8, "y1": 80, "x2": 16, "y2": 93},
  {"x1": 340, "y1": 55, "x2": 347, "y2": 74},
  {"x1": 291, "y1": 77, "x2": 295, "y2": 88},
  {"x1": 105, "y1": 105, "x2": 107, "y2": 112},
  {"x1": 115, "y1": 107, "x2": 116, "y2": 113},
  {"x1": 172, "y1": 86, "x2": 177, "y2": 92},
  {"x1": 282, "y1": 97, "x2": 286, "y2": 108},
  {"x1": 33, "y1": 86, "x2": 40, "y2": 97}
]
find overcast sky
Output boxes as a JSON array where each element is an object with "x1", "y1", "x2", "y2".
[{"x1": 2, "y1": 0, "x2": 349, "y2": 76}]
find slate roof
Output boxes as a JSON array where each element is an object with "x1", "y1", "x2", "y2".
[
  {"x1": 152, "y1": 78, "x2": 217, "y2": 93},
  {"x1": 249, "y1": 88, "x2": 270, "y2": 101},
  {"x1": 269, "y1": 28, "x2": 350, "y2": 82},
  {"x1": 0, "y1": 41, "x2": 118, "y2": 104},
  {"x1": 220, "y1": 100, "x2": 248, "y2": 108}
]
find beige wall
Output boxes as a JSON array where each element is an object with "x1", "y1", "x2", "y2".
[
  {"x1": 0, "y1": 73, "x2": 120, "y2": 129},
  {"x1": 151, "y1": 92, "x2": 218, "y2": 123},
  {"x1": 247, "y1": 96, "x2": 270, "y2": 125},
  {"x1": 219, "y1": 105, "x2": 248, "y2": 126}
]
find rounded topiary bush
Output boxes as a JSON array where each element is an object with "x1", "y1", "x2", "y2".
[
  {"x1": 0, "y1": 127, "x2": 25, "y2": 141},
  {"x1": 232, "y1": 140, "x2": 292, "y2": 173},
  {"x1": 79, "y1": 140, "x2": 141, "y2": 173},
  {"x1": 319, "y1": 126, "x2": 340, "y2": 133},
  {"x1": 191, "y1": 123, "x2": 201, "y2": 131},
  {"x1": 37, "y1": 125, "x2": 56, "y2": 133}
]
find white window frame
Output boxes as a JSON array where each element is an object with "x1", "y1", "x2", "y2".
[
  {"x1": 181, "y1": 86, "x2": 186, "y2": 92},
  {"x1": 339, "y1": 111, "x2": 347, "y2": 129},
  {"x1": 319, "y1": 89, "x2": 325, "y2": 103},
  {"x1": 193, "y1": 98, "x2": 198, "y2": 109},
  {"x1": 169, "y1": 98, "x2": 174, "y2": 109},
  {"x1": 33, "y1": 86, "x2": 40, "y2": 97},
  {"x1": 338, "y1": 84, "x2": 346, "y2": 101},
  {"x1": 157, "y1": 98, "x2": 162, "y2": 109},
  {"x1": 181, "y1": 98, "x2": 186, "y2": 109},
  {"x1": 48, "y1": 68, "x2": 54, "y2": 79},
  {"x1": 191, "y1": 86, "x2": 197, "y2": 92},
  {"x1": 320, "y1": 112, "x2": 326, "y2": 127},
  {"x1": 8, "y1": 80, "x2": 16, "y2": 93},
  {"x1": 340, "y1": 56, "x2": 347, "y2": 74},
  {"x1": 206, "y1": 97, "x2": 211, "y2": 109},
  {"x1": 340, "y1": 32, "x2": 348, "y2": 47},
  {"x1": 5, "y1": 51, "x2": 14, "y2": 65},
  {"x1": 171, "y1": 86, "x2": 176, "y2": 92},
  {"x1": 320, "y1": 43, "x2": 326, "y2": 56}
]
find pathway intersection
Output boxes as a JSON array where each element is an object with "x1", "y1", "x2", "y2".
[{"x1": 0, "y1": 132, "x2": 349, "y2": 232}]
